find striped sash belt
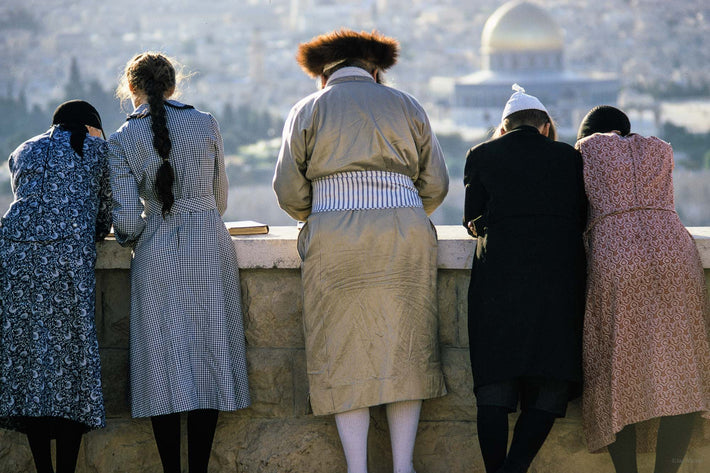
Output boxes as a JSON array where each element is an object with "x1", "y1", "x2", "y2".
[
  {"x1": 146, "y1": 195, "x2": 217, "y2": 216},
  {"x1": 311, "y1": 171, "x2": 423, "y2": 213}
]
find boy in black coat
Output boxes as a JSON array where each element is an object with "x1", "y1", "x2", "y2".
[{"x1": 463, "y1": 85, "x2": 587, "y2": 473}]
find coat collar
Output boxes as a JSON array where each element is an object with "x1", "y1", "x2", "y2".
[
  {"x1": 326, "y1": 75, "x2": 376, "y2": 87},
  {"x1": 127, "y1": 99, "x2": 193, "y2": 120},
  {"x1": 325, "y1": 67, "x2": 376, "y2": 87},
  {"x1": 509, "y1": 125, "x2": 541, "y2": 134}
]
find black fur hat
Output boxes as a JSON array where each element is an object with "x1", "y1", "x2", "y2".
[{"x1": 296, "y1": 29, "x2": 399, "y2": 78}]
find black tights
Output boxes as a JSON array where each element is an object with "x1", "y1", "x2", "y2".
[
  {"x1": 150, "y1": 409, "x2": 219, "y2": 473},
  {"x1": 25, "y1": 417, "x2": 84, "y2": 473},
  {"x1": 607, "y1": 413, "x2": 697, "y2": 473},
  {"x1": 477, "y1": 406, "x2": 557, "y2": 473}
]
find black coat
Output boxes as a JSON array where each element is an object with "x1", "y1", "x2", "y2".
[{"x1": 463, "y1": 125, "x2": 587, "y2": 395}]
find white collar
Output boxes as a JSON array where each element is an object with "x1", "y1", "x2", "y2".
[{"x1": 326, "y1": 67, "x2": 374, "y2": 85}]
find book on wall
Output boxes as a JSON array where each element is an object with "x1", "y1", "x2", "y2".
[{"x1": 225, "y1": 220, "x2": 269, "y2": 235}]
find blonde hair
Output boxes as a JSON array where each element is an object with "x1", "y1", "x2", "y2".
[{"x1": 116, "y1": 52, "x2": 188, "y2": 108}]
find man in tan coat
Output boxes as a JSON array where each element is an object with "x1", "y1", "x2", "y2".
[{"x1": 273, "y1": 29, "x2": 449, "y2": 473}]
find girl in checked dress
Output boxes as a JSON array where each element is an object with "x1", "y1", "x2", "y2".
[{"x1": 108, "y1": 52, "x2": 250, "y2": 473}]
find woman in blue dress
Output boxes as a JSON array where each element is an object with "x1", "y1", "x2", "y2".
[{"x1": 0, "y1": 100, "x2": 112, "y2": 473}]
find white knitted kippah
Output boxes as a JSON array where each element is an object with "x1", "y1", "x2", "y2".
[{"x1": 501, "y1": 84, "x2": 548, "y2": 121}]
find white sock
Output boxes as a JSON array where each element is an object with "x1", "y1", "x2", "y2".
[
  {"x1": 386, "y1": 400, "x2": 422, "y2": 473},
  {"x1": 335, "y1": 407, "x2": 371, "y2": 473}
]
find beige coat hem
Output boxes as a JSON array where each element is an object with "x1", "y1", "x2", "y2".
[{"x1": 310, "y1": 373, "x2": 448, "y2": 416}]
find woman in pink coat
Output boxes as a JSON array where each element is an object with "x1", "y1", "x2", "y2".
[{"x1": 576, "y1": 105, "x2": 710, "y2": 473}]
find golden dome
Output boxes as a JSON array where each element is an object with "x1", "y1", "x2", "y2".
[{"x1": 482, "y1": 1, "x2": 564, "y2": 53}]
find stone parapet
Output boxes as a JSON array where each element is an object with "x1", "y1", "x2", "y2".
[
  {"x1": 95, "y1": 225, "x2": 710, "y2": 270},
  {"x1": 1, "y1": 226, "x2": 710, "y2": 472}
]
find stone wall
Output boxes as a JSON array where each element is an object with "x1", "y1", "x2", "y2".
[{"x1": 1, "y1": 227, "x2": 710, "y2": 472}]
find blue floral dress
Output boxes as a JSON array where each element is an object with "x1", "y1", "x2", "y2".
[{"x1": 0, "y1": 126, "x2": 112, "y2": 434}]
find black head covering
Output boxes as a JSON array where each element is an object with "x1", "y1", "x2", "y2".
[
  {"x1": 577, "y1": 105, "x2": 631, "y2": 141},
  {"x1": 51, "y1": 100, "x2": 104, "y2": 156},
  {"x1": 52, "y1": 100, "x2": 103, "y2": 129}
]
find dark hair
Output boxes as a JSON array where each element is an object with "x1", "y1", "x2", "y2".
[
  {"x1": 51, "y1": 100, "x2": 104, "y2": 157},
  {"x1": 577, "y1": 105, "x2": 631, "y2": 140},
  {"x1": 122, "y1": 52, "x2": 177, "y2": 217},
  {"x1": 494, "y1": 109, "x2": 557, "y2": 141}
]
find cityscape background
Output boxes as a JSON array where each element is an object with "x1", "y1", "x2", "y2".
[{"x1": 1, "y1": 0, "x2": 708, "y2": 226}]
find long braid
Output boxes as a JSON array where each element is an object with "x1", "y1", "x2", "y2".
[
  {"x1": 122, "y1": 52, "x2": 177, "y2": 217},
  {"x1": 146, "y1": 80, "x2": 174, "y2": 216}
]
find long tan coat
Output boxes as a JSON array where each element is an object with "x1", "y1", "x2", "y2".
[{"x1": 273, "y1": 71, "x2": 449, "y2": 415}]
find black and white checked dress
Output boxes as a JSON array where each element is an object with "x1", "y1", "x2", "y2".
[{"x1": 108, "y1": 100, "x2": 250, "y2": 418}]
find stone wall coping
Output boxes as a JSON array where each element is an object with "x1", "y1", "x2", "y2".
[{"x1": 97, "y1": 225, "x2": 710, "y2": 270}]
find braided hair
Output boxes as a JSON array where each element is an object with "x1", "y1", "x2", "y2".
[{"x1": 121, "y1": 53, "x2": 177, "y2": 217}]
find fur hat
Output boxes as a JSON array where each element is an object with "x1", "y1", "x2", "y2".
[{"x1": 296, "y1": 29, "x2": 399, "y2": 78}]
